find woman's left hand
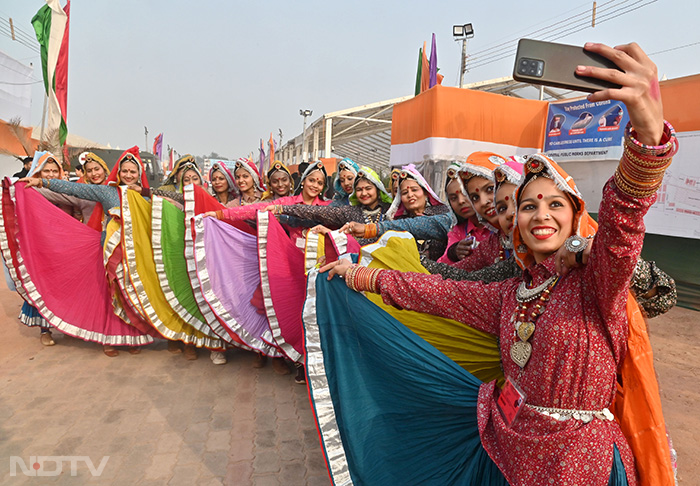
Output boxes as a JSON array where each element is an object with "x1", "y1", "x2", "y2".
[
  {"x1": 554, "y1": 238, "x2": 593, "y2": 276},
  {"x1": 127, "y1": 184, "x2": 142, "y2": 194},
  {"x1": 580, "y1": 42, "x2": 663, "y2": 145},
  {"x1": 319, "y1": 259, "x2": 354, "y2": 280}
]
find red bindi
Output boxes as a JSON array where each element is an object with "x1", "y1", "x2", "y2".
[
  {"x1": 504, "y1": 196, "x2": 509, "y2": 201},
  {"x1": 537, "y1": 194, "x2": 543, "y2": 199},
  {"x1": 475, "y1": 188, "x2": 479, "y2": 193}
]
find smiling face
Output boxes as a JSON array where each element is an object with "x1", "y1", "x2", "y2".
[
  {"x1": 119, "y1": 160, "x2": 140, "y2": 185},
  {"x1": 40, "y1": 160, "x2": 61, "y2": 180},
  {"x1": 338, "y1": 169, "x2": 356, "y2": 194},
  {"x1": 181, "y1": 168, "x2": 202, "y2": 186},
  {"x1": 495, "y1": 183, "x2": 518, "y2": 236},
  {"x1": 302, "y1": 169, "x2": 325, "y2": 200},
  {"x1": 517, "y1": 176, "x2": 575, "y2": 263},
  {"x1": 235, "y1": 167, "x2": 254, "y2": 193},
  {"x1": 354, "y1": 178, "x2": 378, "y2": 208},
  {"x1": 400, "y1": 179, "x2": 427, "y2": 216},
  {"x1": 446, "y1": 178, "x2": 474, "y2": 220},
  {"x1": 211, "y1": 170, "x2": 230, "y2": 194},
  {"x1": 269, "y1": 170, "x2": 291, "y2": 197},
  {"x1": 84, "y1": 160, "x2": 107, "y2": 184},
  {"x1": 466, "y1": 176, "x2": 499, "y2": 226}
]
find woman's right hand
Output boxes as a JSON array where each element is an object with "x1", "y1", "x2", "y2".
[
  {"x1": 580, "y1": 42, "x2": 664, "y2": 145},
  {"x1": 127, "y1": 184, "x2": 142, "y2": 194},
  {"x1": 203, "y1": 211, "x2": 218, "y2": 218},
  {"x1": 339, "y1": 221, "x2": 366, "y2": 238}
]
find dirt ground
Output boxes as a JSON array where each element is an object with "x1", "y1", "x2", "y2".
[
  {"x1": 0, "y1": 284, "x2": 696, "y2": 484},
  {"x1": 648, "y1": 305, "x2": 699, "y2": 485}
]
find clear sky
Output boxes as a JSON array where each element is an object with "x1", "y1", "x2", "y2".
[{"x1": 1, "y1": 0, "x2": 698, "y2": 159}]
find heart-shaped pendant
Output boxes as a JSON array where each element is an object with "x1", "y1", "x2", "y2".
[
  {"x1": 517, "y1": 321, "x2": 535, "y2": 342},
  {"x1": 510, "y1": 341, "x2": 532, "y2": 368}
]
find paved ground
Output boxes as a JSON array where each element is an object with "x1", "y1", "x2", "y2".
[
  {"x1": 0, "y1": 285, "x2": 697, "y2": 485},
  {"x1": 0, "y1": 288, "x2": 329, "y2": 485}
]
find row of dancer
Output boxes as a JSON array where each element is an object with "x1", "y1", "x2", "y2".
[{"x1": 2, "y1": 41, "x2": 681, "y2": 484}]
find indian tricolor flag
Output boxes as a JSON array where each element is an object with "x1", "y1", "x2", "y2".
[
  {"x1": 32, "y1": 0, "x2": 70, "y2": 147},
  {"x1": 390, "y1": 85, "x2": 548, "y2": 167}
]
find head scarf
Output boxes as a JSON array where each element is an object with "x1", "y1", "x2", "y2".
[
  {"x1": 177, "y1": 163, "x2": 204, "y2": 191},
  {"x1": 349, "y1": 166, "x2": 392, "y2": 206},
  {"x1": 511, "y1": 153, "x2": 595, "y2": 269},
  {"x1": 234, "y1": 157, "x2": 266, "y2": 192},
  {"x1": 493, "y1": 156, "x2": 525, "y2": 192},
  {"x1": 458, "y1": 151, "x2": 507, "y2": 231},
  {"x1": 29, "y1": 152, "x2": 65, "y2": 180},
  {"x1": 389, "y1": 168, "x2": 402, "y2": 195},
  {"x1": 161, "y1": 154, "x2": 197, "y2": 189},
  {"x1": 209, "y1": 162, "x2": 238, "y2": 199},
  {"x1": 87, "y1": 146, "x2": 149, "y2": 231},
  {"x1": 104, "y1": 146, "x2": 149, "y2": 188},
  {"x1": 444, "y1": 161, "x2": 467, "y2": 194},
  {"x1": 385, "y1": 164, "x2": 446, "y2": 220},
  {"x1": 333, "y1": 158, "x2": 360, "y2": 197},
  {"x1": 79, "y1": 152, "x2": 109, "y2": 184},
  {"x1": 262, "y1": 161, "x2": 293, "y2": 199},
  {"x1": 458, "y1": 151, "x2": 506, "y2": 186},
  {"x1": 295, "y1": 160, "x2": 328, "y2": 199}
]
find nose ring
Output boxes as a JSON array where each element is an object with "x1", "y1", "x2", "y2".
[{"x1": 544, "y1": 213, "x2": 551, "y2": 220}]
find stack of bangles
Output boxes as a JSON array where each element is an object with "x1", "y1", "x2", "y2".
[
  {"x1": 214, "y1": 209, "x2": 224, "y2": 219},
  {"x1": 614, "y1": 121, "x2": 678, "y2": 198},
  {"x1": 363, "y1": 223, "x2": 378, "y2": 239},
  {"x1": 344, "y1": 265, "x2": 383, "y2": 293}
]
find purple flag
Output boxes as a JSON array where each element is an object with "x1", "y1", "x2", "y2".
[
  {"x1": 259, "y1": 139, "x2": 265, "y2": 174},
  {"x1": 429, "y1": 33, "x2": 438, "y2": 88}
]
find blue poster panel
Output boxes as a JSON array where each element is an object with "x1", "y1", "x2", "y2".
[{"x1": 544, "y1": 98, "x2": 629, "y2": 161}]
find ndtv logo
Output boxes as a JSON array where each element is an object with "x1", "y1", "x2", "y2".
[{"x1": 9, "y1": 456, "x2": 110, "y2": 477}]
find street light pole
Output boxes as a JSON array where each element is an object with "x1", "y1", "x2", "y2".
[
  {"x1": 459, "y1": 37, "x2": 467, "y2": 88},
  {"x1": 453, "y1": 23, "x2": 474, "y2": 88},
  {"x1": 299, "y1": 109, "x2": 312, "y2": 163},
  {"x1": 144, "y1": 126, "x2": 148, "y2": 152}
]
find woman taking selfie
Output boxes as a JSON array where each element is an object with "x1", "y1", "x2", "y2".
[{"x1": 318, "y1": 42, "x2": 676, "y2": 486}]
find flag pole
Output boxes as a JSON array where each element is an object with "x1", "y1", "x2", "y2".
[{"x1": 39, "y1": 92, "x2": 48, "y2": 143}]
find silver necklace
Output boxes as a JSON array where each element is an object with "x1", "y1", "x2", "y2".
[{"x1": 516, "y1": 275, "x2": 558, "y2": 302}]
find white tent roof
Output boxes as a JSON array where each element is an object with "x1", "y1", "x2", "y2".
[{"x1": 277, "y1": 78, "x2": 580, "y2": 176}]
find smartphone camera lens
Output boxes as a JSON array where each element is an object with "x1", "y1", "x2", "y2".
[{"x1": 518, "y1": 58, "x2": 544, "y2": 78}]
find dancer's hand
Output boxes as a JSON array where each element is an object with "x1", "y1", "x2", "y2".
[
  {"x1": 310, "y1": 225, "x2": 331, "y2": 236},
  {"x1": 554, "y1": 239, "x2": 593, "y2": 276},
  {"x1": 339, "y1": 221, "x2": 365, "y2": 238},
  {"x1": 320, "y1": 259, "x2": 354, "y2": 280},
  {"x1": 454, "y1": 239, "x2": 475, "y2": 260},
  {"x1": 203, "y1": 211, "x2": 218, "y2": 218},
  {"x1": 581, "y1": 42, "x2": 663, "y2": 145},
  {"x1": 18, "y1": 178, "x2": 41, "y2": 188},
  {"x1": 127, "y1": 184, "x2": 142, "y2": 194}
]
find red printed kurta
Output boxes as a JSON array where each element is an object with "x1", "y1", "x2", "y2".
[{"x1": 373, "y1": 178, "x2": 651, "y2": 485}]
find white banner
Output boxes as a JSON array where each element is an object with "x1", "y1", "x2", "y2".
[
  {"x1": 0, "y1": 50, "x2": 33, "y2": 123},
  {"x1": 645, "y1": 130, "x2": 700, "y2": 239}
]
